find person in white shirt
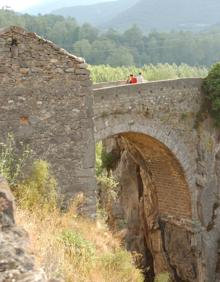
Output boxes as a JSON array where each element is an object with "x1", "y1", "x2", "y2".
[{"x1": 137, "y1": 72, "x2": 145, "y2": 83}]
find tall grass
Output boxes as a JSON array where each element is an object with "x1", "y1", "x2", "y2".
[
  {"x1": 0, "y1": 134, "x2": 30, "y2": 186},
  {"x1": 1, "y1": 136, "x2": 171, "y2": 282},
  {"x1": 17, "y1": 203, "x2": 144, "y2": 282},
  {"x1": 15, "y1": 160, "x2": 57, "y2": 212},
  {"x1": 0, "y1": 135, "x2": 144, "y2": 282},
  {"x1": 89, "y1": 63, "x2": 208, "y2": 83}
]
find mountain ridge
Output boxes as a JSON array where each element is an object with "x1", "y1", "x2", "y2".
[
  {"x1": 24, "y1": 0, "x2": 114, "y2": 15},
  {"x1": 52, "y1": 0, "x2": 220, "y2": 31},
  {"x1": 52, "y1": 0, "x2": 137, "y2": 25},
  {"x1": 105, "y1": 0, "x2": 220, "y2": 31}
]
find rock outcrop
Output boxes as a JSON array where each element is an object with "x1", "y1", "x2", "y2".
[
  {"x1": 100, "y1": 137, "x2": 198, "y2": 281},
  {"x1": 0, "y1": 176, "x2": 47, "y2": 282}
]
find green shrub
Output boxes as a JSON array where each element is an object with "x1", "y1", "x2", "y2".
[
  {"x1": 203, "y1": 62, "x2": 220, "y2": 126},
  {"x1": 96, "y1": 142, "x2": 120, "y2": 175},
  {"x1": 0, "y1": 134, "x2": 30, "y2": 186},
  {"x1": 60, "y1": 230, "x2": 96, "y2": 266},
  {"x1": 97, "y1": 173, "x2": 119, "y2": 224},
  {"x1": 95, "y1": 142, "x2": 103, "y2": 176},
  {"x1": 100, "y1": 250, "x2": 144, "y2": 282},
  {"x1": 97, "y1": 173, "x2": 118, "y2": 202},
  {"x1": 101, "y1": 149, "x2": 120, "y2": 172},
  {"x1": 16, "y1": 160, "x2": 57, "y2": 211}
]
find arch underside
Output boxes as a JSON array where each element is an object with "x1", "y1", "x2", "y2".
[
  {"x1": 97, "y1": 131, "x2": 196, "y2": 280},
  {"x1": 95, "y1": 124, "x2": 193, "y2": 221},
  {"x1": 120, "y1": 132, "x2": 192, "y2": 220}
]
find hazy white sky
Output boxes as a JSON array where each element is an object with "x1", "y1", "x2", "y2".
[
  {"x1": 0, "y1": 0, "x2": 112, "y2": 11},
  {"x1": 0, "y1": 0, "x2": 41, "y2": 11}
]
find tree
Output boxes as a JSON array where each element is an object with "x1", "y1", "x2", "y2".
[
  {"x1": 203, "y1": 63, "x2": 220, "y2": 126},
  {"x1": 79, "y1": 23, "x2": 99, "y2": 42},
  {"x1": 73, "y1": 39, "x2": 92, "y2": 61},
  {"x1": 106, "y1": 47, "x2": 134, "y2": 67},
  {"x1": 90, "y1": 39, "x2": 116, "y2": 65}
]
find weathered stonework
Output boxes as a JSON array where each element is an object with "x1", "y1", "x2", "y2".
[
  {"x1": 0, "y1": 26, "x2": 95, "y2": 214},
  {"x1": 1, "y1": 26, "x2": 220, "y2": 281}
]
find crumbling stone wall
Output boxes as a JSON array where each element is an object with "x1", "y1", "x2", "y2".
[{"x1": 0, "y1": 26, "x2": 96, "y2": 214}]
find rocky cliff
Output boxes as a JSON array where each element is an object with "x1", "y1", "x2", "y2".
[
  {"x1": 0, "y1": 176, "x2": 49, "y2": 282},
  {"x1": 100, "y1": 136, "x2": 198, "y2": 281}
]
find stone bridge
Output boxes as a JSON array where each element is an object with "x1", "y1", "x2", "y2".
[
  {"x1": 94, "y1": 79, "x2": 200, "y2": 219},
  {"x1": 1, "y1": 26, "x2": 220, "y2": 281},
  {"x1": 93, "y1": 78, "x2": 217, "y2": 281}
]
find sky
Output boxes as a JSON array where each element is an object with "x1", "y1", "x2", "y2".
[
  {"x1": 0, "y1": 0, "x2": 112, "y2": 12},
  {"x1": 0, "y1": 0, "x2": 42, "y2": 11}
]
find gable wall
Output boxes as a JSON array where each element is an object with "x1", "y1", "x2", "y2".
[{"x1": 0, "y1": 27, "x2": 96, "y2": 214}]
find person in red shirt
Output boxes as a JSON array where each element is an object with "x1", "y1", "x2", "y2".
[{"x1": 129, "y1": 74, "x2": 137, "y2": 84}]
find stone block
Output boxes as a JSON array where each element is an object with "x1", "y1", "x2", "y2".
[
  {"x1": 76, "y1": 63, "x2": 88, "y2": 69},
  {"x1": 75, "y1": 68, "x2": 90, "y2": 75},
  {"x1": 20, "y1": 68, "x2": 29, "y2": 74},
  {"x1": 64, "y1": 68, "x2": 75, "y2": 73}
]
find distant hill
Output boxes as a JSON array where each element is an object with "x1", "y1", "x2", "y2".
[
  {"x1": 52, "y1": 0, "x2": 138, "y2": 25},
  {"x1": 105, "y1": 0, "x2": 220, "y2": 31},
  {"x1": 24, "y1": 0, "x2": 113, "y2": 15},
  {"x1": 52, "y1": 0, "x2": 220, "y2": 31}
]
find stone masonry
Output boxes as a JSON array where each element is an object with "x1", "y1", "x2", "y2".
[
  {"x1": 0, "y1": 26, "x2": 96, "y2": 214},
  {"x1": 1, "y1": 26, "x2": 220, "y2": 281}
]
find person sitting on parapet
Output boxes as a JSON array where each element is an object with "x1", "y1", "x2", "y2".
[
  {"x1": 137, "y1": 72, "x2": 145, "y2": 83},
  {"x1": 129, "y1": 74, "x2": 137, "y2": 84},
  {"x1": 126, "y1": 75, "x2": 131, "y2": 83}
]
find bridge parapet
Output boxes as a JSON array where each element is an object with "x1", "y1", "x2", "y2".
[
  {"x1": 93, "y1": 80, "x2": 126, "y2": 89},
  {"x1": 93, "y1": 78, "x2": 203, "y2": 119}
]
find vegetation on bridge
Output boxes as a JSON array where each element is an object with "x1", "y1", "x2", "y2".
[{"x1": 203, "y1": 62, "x2": 220, "y2": 126}]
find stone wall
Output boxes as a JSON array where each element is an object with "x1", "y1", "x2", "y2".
[{"x1": 0, "y1": 26, "x2": 96, "y2": 214}]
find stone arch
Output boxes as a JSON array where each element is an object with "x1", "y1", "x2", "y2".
[
  {"x1": 95, "y1": 121, "x2": 195, "y2": 222},
  {"x1": 95, "y1": 121, "x2": 200, "y2": 280}
]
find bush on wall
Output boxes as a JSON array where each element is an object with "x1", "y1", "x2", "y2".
[{"x1": 203, "y1": 62, "x2": 220, "y2": 126}]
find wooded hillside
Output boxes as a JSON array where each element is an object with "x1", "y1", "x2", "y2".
[{"x1": 1, "y1": 9, "x2": 220, "y2": 66}]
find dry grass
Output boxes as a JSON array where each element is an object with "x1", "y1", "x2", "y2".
[
  {"x1": 16, "y1": 200, "x2": 144, "y2": 282},
  {"x1": 11, "y1": 159, "x2": 141, "y2": 282}
]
